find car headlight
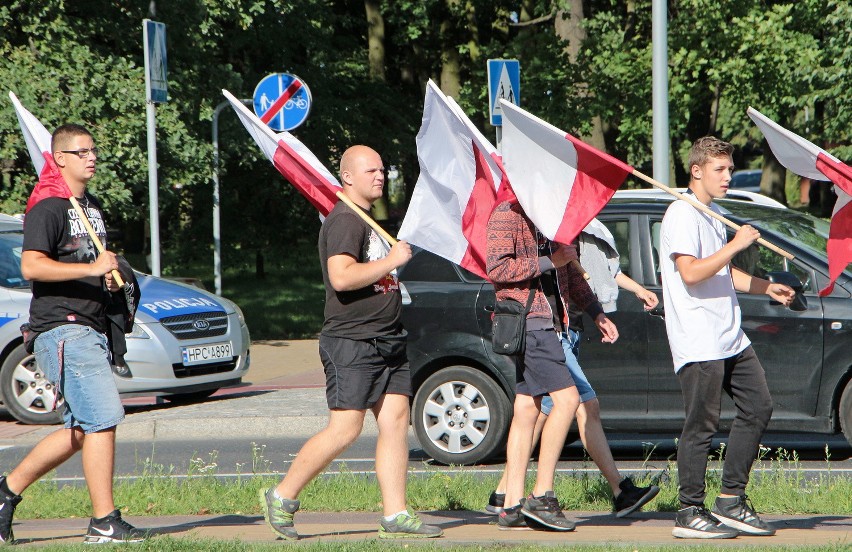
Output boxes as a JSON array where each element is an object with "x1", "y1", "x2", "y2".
[
  {"x1": 126, "y1": 323, "x2": 151, "y2": 339},
  {"x1": 221, "y1": 297, "x2": 247, "y2": 326}
]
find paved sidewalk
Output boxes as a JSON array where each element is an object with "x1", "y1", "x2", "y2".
[{"x1": 10, "y1": 510, "x2": 852, "y2": 547}]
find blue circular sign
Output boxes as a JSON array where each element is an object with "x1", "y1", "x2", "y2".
[{"x1": 252, "y1": 73, "x2": 312, "y2": 132}]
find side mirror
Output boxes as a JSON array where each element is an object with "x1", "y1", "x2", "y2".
[{"x1": 766, "y1": 271, "x2": 807, "y2": 312}]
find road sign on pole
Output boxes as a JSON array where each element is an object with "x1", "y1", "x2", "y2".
[
  {"x1": 253, "y1": 73, "x2": 312, "y2": 132},
  {"x1": 487, "y1": 59, "x2": 520, "y2": 127},
  {"x1": 143, "y1": 19, "x2": 168, "y2": 104}
]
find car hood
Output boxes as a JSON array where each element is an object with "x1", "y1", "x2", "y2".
[{"x1": 135, "y1": 274, "x2": 233, "y2": 323}]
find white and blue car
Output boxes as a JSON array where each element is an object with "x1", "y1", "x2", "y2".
[{"x1": 0, "y1": 215, "x2": 251, "y2": 424}]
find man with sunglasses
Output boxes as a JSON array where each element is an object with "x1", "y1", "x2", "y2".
[{"x1": 0, "y1": 124, "x2": 145, "y2": 544}]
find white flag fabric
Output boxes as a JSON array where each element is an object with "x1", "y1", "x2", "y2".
[
  {"x1": 398, "y1": 80, "x2": 502, "y2": 279},
  {"x1": 223, "y1": 89, "x2": 342, "y2": 216},
  {"x1": 748, "y1": 107, "x2": 852, "y2": 296},
  {"x1": 8, "y1": 91, "x2": 73, "y2": 212},
  {"x1": 499, "y1": 100, "x2": 631, "y2": 246}
]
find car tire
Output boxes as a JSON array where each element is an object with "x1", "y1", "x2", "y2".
[
  {"x1": 412, "y1": 365, "x2": 510, "y2": 465},
  {"x1": 839, "y1": 378, "x2": 852, "y2": 446},
  {"x1": 162, "y1": 389, "x2": 219, "y2": 404},
  {"x1": 0, "y1": 344, "x2": 62, "y2": 425}
]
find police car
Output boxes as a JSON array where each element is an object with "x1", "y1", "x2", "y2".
[{"x1": 0, "y1": 215, "x2": 251, "y2": 424}]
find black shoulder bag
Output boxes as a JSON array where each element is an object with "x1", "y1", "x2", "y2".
[{"x1": 491, "y1": 283, "x2": 537, "y2": 356}]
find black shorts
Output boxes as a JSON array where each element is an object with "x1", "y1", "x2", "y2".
[
  {"x1": 319, "y1": 333, "x2": 412, "y2": 410},
  {"x1": 515, "y1": 329, "x2": 575, "y2": 397}
]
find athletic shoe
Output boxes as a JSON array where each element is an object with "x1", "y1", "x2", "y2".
[
  {"x1": 712, "y1": 495, "x2": 776, "y2": 536},
  {"x1": 613, "y1": 477, "x2": 660, "y2": 518},
  {"x1": 485, "y1": 491, "x2": 505, "y2": 515},
  {"x1": 378, "y1": 510, "x2": 443, "y2": 538},
  {"x1": 672, "y1": 506, "x2": 739, "y2": 539},
  {"x1": 520, "y1": 491, "x2": 575, "y2": 532},
  {"x1": 83, "y1": 509, "x2": 145, "y2": 544},
  {"x1": 0, "y1": 477, "x2": 22, "y2": 544},
  {"x1": 497, "y1": 503, "x2": 528, "y2": 530},
  {"x1": 258, "y1": 487, "x2": 299, "y2": 540}
]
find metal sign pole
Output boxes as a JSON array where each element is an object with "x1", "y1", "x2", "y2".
[
  {"x1": 146, "y1": 101, "x2": 161, "y2": 276},
  {"x1": 212, "y1": 98, "x2": 251, "y2": 296}
]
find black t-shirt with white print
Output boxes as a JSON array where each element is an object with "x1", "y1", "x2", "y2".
[
  {"x1": 318, "y1": 200, "x2": 402, "y2": 340},
  {"x1": 23, "y1": 194, "x2": 110, "y2": 334}
]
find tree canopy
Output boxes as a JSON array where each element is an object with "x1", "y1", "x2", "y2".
[{"x1": 0, "y1": 0, "x2": 846, "y2": 275}]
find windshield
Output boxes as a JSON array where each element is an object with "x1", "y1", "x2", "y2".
[
  {"x1": 725, "y1": 203, "x2": 829, "y2": 255},
  {"x1": 0, "y1": 231, "x2": 27, "y2": 289}
]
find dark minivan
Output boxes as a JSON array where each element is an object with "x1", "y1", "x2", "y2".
[{"x1": 400, "y1": 195, "x2": 852, "y2": 464}]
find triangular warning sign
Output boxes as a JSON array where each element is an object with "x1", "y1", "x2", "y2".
[{"x1": 492, "y1": 64, "x2": 516, "y2": 118}]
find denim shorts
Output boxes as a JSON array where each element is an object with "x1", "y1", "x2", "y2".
[
  {"x1": 34, "y1": 324, "x2": 124, "y2": 433},
  {"x1": 541, "y1": 329, "x2": 597, "y2": 415}
]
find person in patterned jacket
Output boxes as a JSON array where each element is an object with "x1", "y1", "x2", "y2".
[{"x1": 488, "y1": 199, "x2": 618, "y2": 532}]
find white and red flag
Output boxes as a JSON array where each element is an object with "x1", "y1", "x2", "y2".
[
  {"x1": 8, "y1": 92, "x2": 72, "y2": 212},
  {"x1": 223, "y1": 89, "x2": 341, "y2": 217},
  {"x1": 397, "y1": 80, "x2": 502, "y2": 279},
  {"x1": 748, "y1": 107, "x2": 852, "y2": 296},
  {"x1": 498, "y1": 99, "x2": 631, "y2": 246}
]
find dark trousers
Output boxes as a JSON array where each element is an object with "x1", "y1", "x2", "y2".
[{"x1": 676, "y1": 346, "x2": 773, "y2": 507}]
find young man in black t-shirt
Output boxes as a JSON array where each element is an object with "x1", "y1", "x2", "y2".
[
  {"x1": 0, "y1": 124, "x2": 144, "y2": 544},
  {"x1": 259, "y1": 145, "x2": 442, "y2": 540}
]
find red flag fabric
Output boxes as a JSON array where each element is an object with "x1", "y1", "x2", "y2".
[
  {"x1": 398, "y1": 81, "x2": 503, "y2": 279},
  {"x1": 748, "y1": 107, "x2": 852, "y2": 296},
  {"x1": 498, "y1": 100, "x2": 631, "y2": 246},
  {"x1": 223, "y1": 89, "x2": 342, "y2": 217},
  {"x1": 26, "y1": 152, "x2": 72, "y2": 213}
]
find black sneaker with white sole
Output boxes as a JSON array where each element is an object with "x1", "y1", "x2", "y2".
[
  {"x1": 672, "y1": 506, "x2": 738, "y2": 539},
  {"x1": 485, "y1": 491, "x2": 505, "y2": 515},
  {"x1": 84, "y1": 509, "x2": 145, "y2": 544},
  {"x1": 712, "y1": 495, "x2": 776, "y2": 536},
  {"x1": 613, "y1": 477, "x2": 660, "y2": 518},
  {"x1": 497, "y1": 503, "x2": 528, "y2": 530},
  {"x1": 0, "y1": 477, "x2": 22, "y2": 544}
]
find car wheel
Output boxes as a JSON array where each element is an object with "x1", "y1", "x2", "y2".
[
  {"x1": 162, "y1": 389, "x2": 219, "y2": 404},
  {"x1": 839, "y1": 378, "x2": 852, "y2": 446},
  {"x1": 412, "y1": 365, "x2": 510, "y2": 465},
  {"x1": 0, "y1": 344, "x2": 62, "y2": 425}
]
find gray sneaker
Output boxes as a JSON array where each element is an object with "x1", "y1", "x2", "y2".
[
  {"x1": 258, "y1": 487, "x2": 299, "y2": 540},
  {"x1": 520, "y1": 491, "x2": 575, "y2": 532},
  {"x1": 378, "y1": 510, "x2": 443, "y2": 539},
  {"x1": 712, "y1": 495, "x2": 776, "y2": 536}
]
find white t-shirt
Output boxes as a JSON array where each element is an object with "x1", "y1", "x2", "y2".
[{"x1": 660, "y1": 200, "x2": 749, "y2": 372}]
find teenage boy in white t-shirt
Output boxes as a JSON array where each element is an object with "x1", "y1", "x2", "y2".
[{"x1": 660, "y1": 136, "x2": 794, "y2": 540}]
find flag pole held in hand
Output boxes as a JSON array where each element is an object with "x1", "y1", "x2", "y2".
[{"x1": 631, "y1": 170, "x2": 795, "y2": 261}]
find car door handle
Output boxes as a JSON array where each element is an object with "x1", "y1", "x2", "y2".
[
  {"x1": 484, "y1": 304, "x2": 494, "y2": 313},
  {"x1": 648, "y1": 305, "x2": 665, "y2": 319}
]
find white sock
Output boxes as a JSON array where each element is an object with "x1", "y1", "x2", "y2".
[{"x1": 384, "y1": 509, "x2": 409, "y2": 521}]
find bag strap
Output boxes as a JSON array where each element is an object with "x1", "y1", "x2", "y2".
[{"x1": 522, "y1": 278, "x2": 538, "y2": 314}]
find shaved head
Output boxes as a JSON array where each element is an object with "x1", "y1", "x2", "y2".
[{"x1": 339, "y1": 145, "x2": 380, "y2": 178}]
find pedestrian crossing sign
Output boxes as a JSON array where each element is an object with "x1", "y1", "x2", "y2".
[{"x1": 488, "y1": 59, "x2": 520, "y2": 126}]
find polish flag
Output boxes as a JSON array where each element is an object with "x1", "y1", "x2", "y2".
[
  {"x1": 498, "y1": 100, "x2": 631, "y2": 246},
  {"x1": 397, "y1": 80, "x2": 502, "y2": 279},
  {"x1": 8, "y1": 92, "x2": 73, "y2": 212},
  {"x1": 748, "y1": 107, "x2": 852, "y2": 296},
  {"x1": 223, "y1": 89, "x2": 341, "y2": 217}
]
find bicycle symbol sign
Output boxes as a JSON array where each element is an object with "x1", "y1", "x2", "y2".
[{"x1": 252, "y1": 73, "x2": 312, "y2": 132}]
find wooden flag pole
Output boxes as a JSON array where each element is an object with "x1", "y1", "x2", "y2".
[
  {"x1": 631, "y1": 169, "x2": 795, "y2": 261},
  {"x1": 334, "y1": 191, "x2": 398, "y2": 246},
  {"x1": 69, "y1": 197, "x2": 126, "y2": 287}
]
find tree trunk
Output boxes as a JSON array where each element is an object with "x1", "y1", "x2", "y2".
[
  {"x1": 759, "y1": 138, "x2": 788, "y2": 206},
  {"x1": 554, "y1": 1, "x2": 606, "y2": 151},
  {"x1": 439, "y1": 0, "x2": 462, "y2": 98},
  {"x1": 364, "y1": 0, "x2": 385, "y2": 82}
]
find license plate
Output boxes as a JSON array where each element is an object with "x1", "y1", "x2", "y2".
[{"x1": 181, "y1": 342, "x2": 233, "y2": 365}]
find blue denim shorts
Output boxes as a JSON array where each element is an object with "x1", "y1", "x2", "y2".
[
  {"x1": 541, "y1": 329, "x2": 597, "y2": 415},
  {"x1": 34, "y1": 325, "x2": 124, "y2": 433}
]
